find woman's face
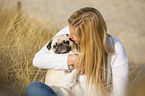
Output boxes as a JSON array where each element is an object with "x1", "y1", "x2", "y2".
[{"x1": 68, "y1": 25, "x2": 80, "y2": 44}]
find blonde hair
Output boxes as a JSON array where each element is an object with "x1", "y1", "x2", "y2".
[{"x1": 68, "y1": 7, "x2": 114, "y2": 94}]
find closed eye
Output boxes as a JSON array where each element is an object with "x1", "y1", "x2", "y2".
[
  {"x1": 63, "y1": 40, "x2": 65, "y2": 43},
  {"x1": 69, "y1": 38, "x2": 75, "y2": 44}
]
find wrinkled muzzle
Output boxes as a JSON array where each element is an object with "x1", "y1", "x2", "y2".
[{"x1": 54, "y1": 43, "x2": 71, "y2": 54}]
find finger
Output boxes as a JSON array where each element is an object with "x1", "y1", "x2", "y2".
[
  {"x1": 80, "y1": 70, "x2": 85, "y2": 75},
  {"x1": 80, "y1": 71, "x2": 83, "y2": 75}
]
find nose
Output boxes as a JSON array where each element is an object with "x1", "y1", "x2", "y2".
[
  {"x1": 59, "y1": 43, "x2": 63, "y2": 47},
  {"x1": 68, "y1": 34, "x2": 73, "y2": 41},
  {"x1": 68, "y1": 34, "x2": 71, "y2": 38}
]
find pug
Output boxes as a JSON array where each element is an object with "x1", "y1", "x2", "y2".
[
  {"x1": 46, "y1": 34, "x2": 77, "y2": 72},
  {"x1": 45, "y1": 34, "x2": 82, "y2": 96},
  {"x1": 46, "y1": 34, "x2": 77, "y2": 54}
]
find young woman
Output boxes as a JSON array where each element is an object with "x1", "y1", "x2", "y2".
[{"x1": 26, "y1": 7, "x2": 129, "y2": 96}]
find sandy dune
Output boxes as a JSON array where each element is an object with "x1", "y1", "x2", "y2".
[{"x1": 2, "y1": 0, "x2": 145, "y2": 64}]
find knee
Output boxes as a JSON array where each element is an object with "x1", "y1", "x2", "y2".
[
  {"x1": 27, "y1": 81, "x2": 41, "y2": 90},
  {"x1": 26, "y1": 81, "x2": 43, "y2": 96},
  {"x1": 26, "y1": 81, "x2": 57, "y2": 96}
]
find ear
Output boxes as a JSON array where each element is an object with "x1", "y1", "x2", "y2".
[
  {"x1": 46, "y1": 40, "x2": 52, "y2": 50},
  {"x1": 66, "y1": 34, "x2": 69, "y2": 37}
]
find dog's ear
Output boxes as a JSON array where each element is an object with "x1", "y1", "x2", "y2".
[
  {"x1": 66, "y1": 34, "x2": 69, "y2": 37},
  {"x1": 46, "y1": 40, "x2": 52, "y2": 50}
]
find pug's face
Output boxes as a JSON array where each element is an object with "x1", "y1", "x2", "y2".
[{"x1": 47, "y1": 34, "x2": 76, "y2": 54}]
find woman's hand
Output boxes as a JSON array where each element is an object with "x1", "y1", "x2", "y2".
[{"x1": 67, "y1": 55, "x2": 85, "y2": 74}]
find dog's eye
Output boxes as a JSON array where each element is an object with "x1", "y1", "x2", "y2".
[
  {"x1": 59, "y1": 43, "x2": 63, "y2": 46},
  {"x1": 63, "y1": 40, "x2": 65, "y2": 43},
  {"x1": 53, "y1": 45, "x2": 56, "y2": 48},
  {"x1": 55, "y1": 43, "x2": 58, "y2": 45},
  {"x1": 66, "y1": 41, "x2": 69, "y2": 44}
]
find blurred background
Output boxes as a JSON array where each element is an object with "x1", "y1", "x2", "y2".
[{"x1": 0, "y1": 0, "x2": 145, "y2": 96}]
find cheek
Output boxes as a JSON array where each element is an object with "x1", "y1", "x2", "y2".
[{"x1": 74, "y1": 36, "x2": 80, "y2": 42}]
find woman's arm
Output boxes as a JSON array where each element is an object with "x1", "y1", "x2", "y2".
[
  {"x1": 112, "y1": 61, "x2": 129, "y2": 96},
  {"x1": 110, "y1": 35, "x2": 129, "y2": 96},
  {"x1": 33, "y1": 26, "x2": 70, "y2": 70}
]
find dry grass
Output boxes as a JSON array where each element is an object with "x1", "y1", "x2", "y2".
[
  {"x1": 0, "y1": 2, "x2": 58, "y2": 96},
  {"x1": 0, "y1": 1, "x2": 145, "y2": 96},
  {"x1": 128, "y1": 63, "x2": 145, "y2": 96}
]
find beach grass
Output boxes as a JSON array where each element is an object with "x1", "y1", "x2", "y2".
[
  {"x1": 0, "y1": 1, "x2": 145, "y2": 96},
  {"x1": 0, "y1": 3, "x2": 58, "y2": 95}
]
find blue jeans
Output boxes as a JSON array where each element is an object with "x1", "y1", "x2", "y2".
[{"x1": 26, "y1": 81, "x2": 58, "y2": 96}]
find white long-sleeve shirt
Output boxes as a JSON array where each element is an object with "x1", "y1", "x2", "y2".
[{"x1": 33, "y1": 26, "x2": 129, "y2": 96}]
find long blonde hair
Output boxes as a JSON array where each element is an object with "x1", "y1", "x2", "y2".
[{"x1": 68, "y1": 7, "x2": 114, "y2": 93}]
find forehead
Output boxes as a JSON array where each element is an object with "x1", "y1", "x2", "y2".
[
  {"x1": 52, "y1": 34, "x2": 69, "y2": 45},
  {"x1": 69, "y1": 25, "x2": 75, "y2": 34}
]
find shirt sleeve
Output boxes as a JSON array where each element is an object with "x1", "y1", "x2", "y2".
[
  {"x1": 33, "y1": 25, "x2": 70, "y2": 70},
  {"x1": 110, "y1": 36, "x2": 129, "y2": 96}
]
